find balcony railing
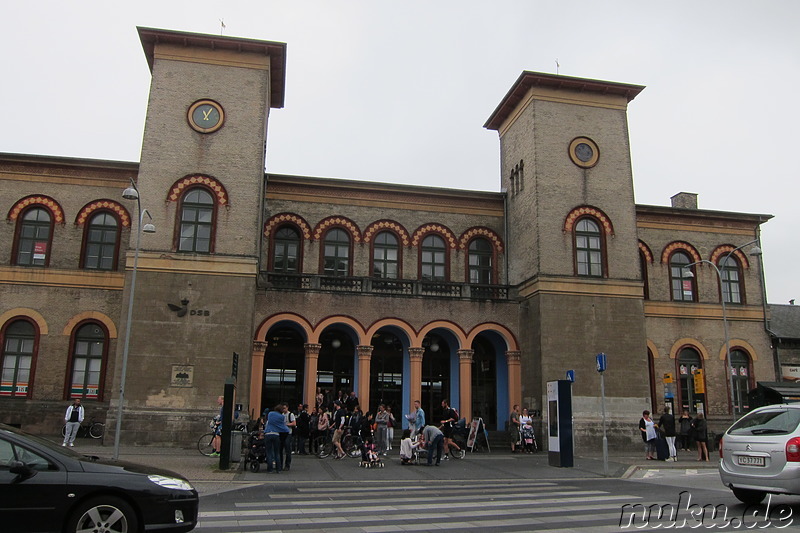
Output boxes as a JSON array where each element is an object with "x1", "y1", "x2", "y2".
[{"x1": 262, "y1": 272, "x2": 509, "y2": 301}]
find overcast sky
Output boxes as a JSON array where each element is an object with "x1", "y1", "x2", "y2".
[{"x1": 3, "y1": 1, "x2": 798, "y2": 306}]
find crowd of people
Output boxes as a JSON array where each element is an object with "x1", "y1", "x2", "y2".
[{"x1": 639, "y1": 407, "x2": 710, "y2": 462}]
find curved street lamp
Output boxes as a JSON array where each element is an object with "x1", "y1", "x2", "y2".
[
  {"x1": 114, "y1": 179, "x2": 155, "y2": 460},
  {"x1": 684, "y1": 239, "x2": 762, "y2": 425}
]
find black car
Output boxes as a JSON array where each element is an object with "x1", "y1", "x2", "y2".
[{"x1": 0, "y1": 424, "x2": 198, "y2": 532}]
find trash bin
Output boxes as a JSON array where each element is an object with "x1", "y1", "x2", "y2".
[{"x1": 229, "y1": 430, "x2": 245, "y2": 462}]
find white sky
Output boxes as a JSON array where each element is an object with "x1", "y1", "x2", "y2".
[{"x1": 3, "y1": 1, "x2": 798, "y2": 306}]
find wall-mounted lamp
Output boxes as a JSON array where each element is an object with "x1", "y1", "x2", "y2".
[{"x1": 331, "y1": 338, "x2": 341, "y2": 349}]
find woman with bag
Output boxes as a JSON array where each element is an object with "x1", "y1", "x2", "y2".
[{"x1": 639, "y1": 410, "x2": 657, "y2": 460}]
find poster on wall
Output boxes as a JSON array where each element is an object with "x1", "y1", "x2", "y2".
[{"x1": 782, "y1": 366, "x2": 800, "y2": 382}]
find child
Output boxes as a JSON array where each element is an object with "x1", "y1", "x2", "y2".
[{"x1": 399, "y1": 429, "x2": 420, "y2": 465}]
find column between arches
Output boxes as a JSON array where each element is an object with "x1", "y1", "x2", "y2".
[
  {"x1": 506, "y1": 350, "x2": 522, "y2": 415},
  {"x1": 357, "y1": 345, "x2": 373, "y2": 408},
  {"x1": 408, "y1": 347, "x2": 424, "y2": 413},
  {"x1": 303, "y1": 343, "x2": 322, "y2": 408},
  {"x1": 458, "y1": 349, "x2": 474, "y2": 422},
  {"x1": 249, "y1": 341, "x2": 267, "y2": 418}
]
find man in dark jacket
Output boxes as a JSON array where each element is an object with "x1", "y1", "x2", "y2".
[{"x1": 658, "y1": 407, "x2": 677, "y2": 461}]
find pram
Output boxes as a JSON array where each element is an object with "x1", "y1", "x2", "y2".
[
  {"x1": 244, "y1": 431, "x2": 267, "y2": 472},
  {"x1": 359, "y1": 440, "x2": 384, "y2": 468},
  {"x1": 521, "y1": 423, "x2": 537, "y2": 453}
]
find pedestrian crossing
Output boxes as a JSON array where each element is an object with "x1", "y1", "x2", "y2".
[{"x1": 197, "y1": 479, "x2": 644, "y2": 532}]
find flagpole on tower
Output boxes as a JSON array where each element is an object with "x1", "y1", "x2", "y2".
[{"x1": 220, "y1": 19, "x2": 226, "y2": 35}]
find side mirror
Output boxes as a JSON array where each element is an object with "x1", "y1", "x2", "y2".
[{"x1": 9, "y1": 460, "x2": 35, "y2": 480}]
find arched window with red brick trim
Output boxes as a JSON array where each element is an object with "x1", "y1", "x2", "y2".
[
  {"x1": 13, "y1": 207, "x2": 54, "y2": 267},
  {"x1": 81, "y1": 211, "x2": 121, "y2": 271}
]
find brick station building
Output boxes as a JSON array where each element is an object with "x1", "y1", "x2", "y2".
[{"x1": 0, "y1": 27, "x2": 775, "y2": 450}]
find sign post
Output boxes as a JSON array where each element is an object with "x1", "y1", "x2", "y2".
[{"x1": 596, "y1": 352, "x2": 608, "y2": 476}]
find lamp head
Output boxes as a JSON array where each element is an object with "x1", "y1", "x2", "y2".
[
  {"x1": 683, "y1": 269, "x2": 694, "y2": 278},
  {"x1": 142, "y1": 223, "x2": 156, "y2": 234},
  {"x1": 122, "y1": 186, "x2": 139, "y2": 200},
  {"x1": 748, "y1": 246, "x2": 762, "y2": 256}
]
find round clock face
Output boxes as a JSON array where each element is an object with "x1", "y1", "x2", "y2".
[
  {"x1": 575, "y1": 143, "x2": 593, "y2": 163},
  {"x1": 568, "y1": 137, "x2": 599, "y2": 168},
  {"x1": 188, "y1": 100, "x2": 224, "y2": 134}
]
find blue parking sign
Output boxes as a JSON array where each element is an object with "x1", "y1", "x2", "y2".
[{"x1": 596, "y1": 353, "x2": 607, "y2": 373}]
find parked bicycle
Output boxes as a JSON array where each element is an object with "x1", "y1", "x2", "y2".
[
  {"x1": 61, "y1": 417, "x2": 105, "y2": 440},
  {"x1": 197, "y1": 422, "x2": 247, "y2": 456},
  {"x1": 314, "y1": 427, "x2": 361, "y2": 459}
]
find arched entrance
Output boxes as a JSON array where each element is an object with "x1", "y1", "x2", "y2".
[
  {"x1": 471, "y1": 335, "x2": 497, "y2": 428},
  {"x1": 262, "y1": 326, "x2": 305, "y2": 410},
  {"x1": 421, "y1": 333, "x2": 452, "y2": 422},
  {"x1": 317, "y1": 328, "x2": 356, "y2": 403},
  {"x1": 369, "y1": 331, "x2": 403, "y2": 413}
]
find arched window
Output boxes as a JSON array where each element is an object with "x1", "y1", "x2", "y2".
[
  {"x1": 678, "y1": 348, "x2": 704, "y2": 414},
  {"x1": 575, "y1": 218, "x2": 603, "y2": 277},
  {"x1": 1, "y1": 320, "x2": 36, "y2": 397},
  {"x1": 373, "y1": 231, "x2": 399, "y2": 279},
  {"x1": 670, "y1": 251, "x2": 695, "y2": 302},
  {"x1": 82, "y1": 212, "x2": 120, "y2": 270},
  {"x1": 720, "y1": 255, "x2": 743, "y2": 304},
  {"x1": 323, "y1": 228, "x2": 350, "y2": 277},
  {"x1": 272, "y1": 226, "x2": 301, "y2": 274},
  {"x1": 640, "y1": 251, "x2": 650, "y2": 300},
  {"x1": 421, "y1": 234, "x2": 446, "y2": 281},
  {"x1": 14, "y1": 207, "x2": 53, "y2": 267},
  {"x1": 468, "y1": 238, "x2": 493, "y2": 284},
  {"x1": 178, "y1": 188, "x2": 214, "y2": 253},
  {"x1": 729, "y1": 349, "x2": 752, "y2": 414},
  {"x1": 68, "y1": 323, "x2": 106, "y2": 400}
]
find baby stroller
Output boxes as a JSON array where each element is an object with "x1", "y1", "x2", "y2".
[
  {"x1": 521, "y1": 423, "x2": 537, "y2": 453},
  {"x1": 244, "y1": 431, "x2": 267, "y2": 472},
  {"x1": 359, "y1": 440, "x2": 384, "y2": 468}
]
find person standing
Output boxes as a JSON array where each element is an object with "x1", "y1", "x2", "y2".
[
  {"x1": 421, "y1": 424, "x2": 445, "y2": 466},
  {"x1": 296, "y1": 404, "x2": 311, "y2": 455},
  {"x1": 375, "y1": 404, "x2": 390, "y2": 455},
  {"x1": 386, "y1": 406, "x2": 396, "y2": 450},
  {"x1": 639, "y1": 410, "x2": 657, "y2": 460},
  {"x1": 407, "y1": 399, "x2": 425, "y2": 438},
  {"x1": 331, "y1": 400, "x2": 347, "y2": 459},
  {"x1": 658, "y1": 407, "x2": 677, "y2": 461},
  {"x1": 677, "y1": 410, "x2": 693, "y2": 452},
  {"x1": 280, "y1": 403, "x2": 296, "y2": 471},
  {"x1": 63, "y1": 398, "x2": 84, "y2": 447},
  {"x1": 693, "y1": 412, "x2": 709, "y2": 462},
  {"x1": 264, "y1": 404, "x2": 289, "y2": 473},
  {"x1": 509, "y1": 404, "x2": 521, "y2": 453}
]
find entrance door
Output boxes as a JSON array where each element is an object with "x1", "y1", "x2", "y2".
[
  {"x1": 370, "y1": 332, "x2": 403, "y2": 413},
  {"x1": 262, "y1": 327, "x2": 305, "y2": 412},
  {"x1": 421, "y1": 336, "x2": 450, "y2": 423},
  {"x1": 472, "y1": 337, "x2": 497, "y2": 427},
  {"x1": 317, "y1": 331, "x2": 355, "y2": 405}
]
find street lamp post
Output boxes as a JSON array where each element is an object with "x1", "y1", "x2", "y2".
[
  {"x1": 114, "y1": 180, "x2": 155, "y2": 460},
  {"x1": 684, "y1": 239, "x2": 761, "y2": 425}
]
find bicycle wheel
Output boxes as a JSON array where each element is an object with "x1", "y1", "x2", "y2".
[
  {"x1": 89, "y1": 422, "x2": 105, "y2": 439},
  {"x1": 197, "y1": 433, "x2": 216, "y2": 456},
  {"x1": 450, "y1": 436, "x2": 466, "y2": 459},
  {"x1": 61, "y1": 425, "x2": 67, "y2": 438},
  {"x1": 346, "y1": 437, "x2": 362, "y2": 459}
]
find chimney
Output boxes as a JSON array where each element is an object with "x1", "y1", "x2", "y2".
[{"x1": 671, "y1": 192, "x2": 698, "y2": 210}]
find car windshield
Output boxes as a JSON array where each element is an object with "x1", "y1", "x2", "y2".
[{"x1": 728, "y1": 409, "x2": 800, "y2": 436}]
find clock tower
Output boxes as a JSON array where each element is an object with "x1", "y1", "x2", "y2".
[
  {"x1": 485, "y1": 72, "x2": 650, "y2": 447},
  {"x1": 110, "y1": 28, "x2": 286, "y2": 442}
]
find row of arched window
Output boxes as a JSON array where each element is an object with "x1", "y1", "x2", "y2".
[
  {"x1": 1, "y1": 319, "x2": 108, "y2": 400},
  {"x1": 267, "y1": 216, "x2": 502, "y2": 285},
  {"x1": 649, "y1": 346, "x2": 753, "y2": 414},
  {"x1": 7, "y1": 184, "x2": 221, "y2": 270}
]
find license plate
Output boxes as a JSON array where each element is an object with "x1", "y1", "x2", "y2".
[{"x1": 737, "y1": 455, "x2": 766, "y2": 466}]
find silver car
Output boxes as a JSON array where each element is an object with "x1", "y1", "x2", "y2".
[{"x1": 719, "y1": 404, "x2": 800, "y2": 504}]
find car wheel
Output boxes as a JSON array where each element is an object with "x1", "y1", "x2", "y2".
[
  {"x1": 68, "y1": 496, "x2": 138, "y2": 533},
  {"x1": 732, "y1": 487, "x2": 767, "y2": 505}
]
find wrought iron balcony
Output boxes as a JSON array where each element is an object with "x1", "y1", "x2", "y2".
[{"x1": 262, "y1": 272, "x2": 509, "y2": 301}]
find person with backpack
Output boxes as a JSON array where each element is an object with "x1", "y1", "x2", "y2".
[{"x1": 439, "y1": 399, "x2": 462, "y2": 458}]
